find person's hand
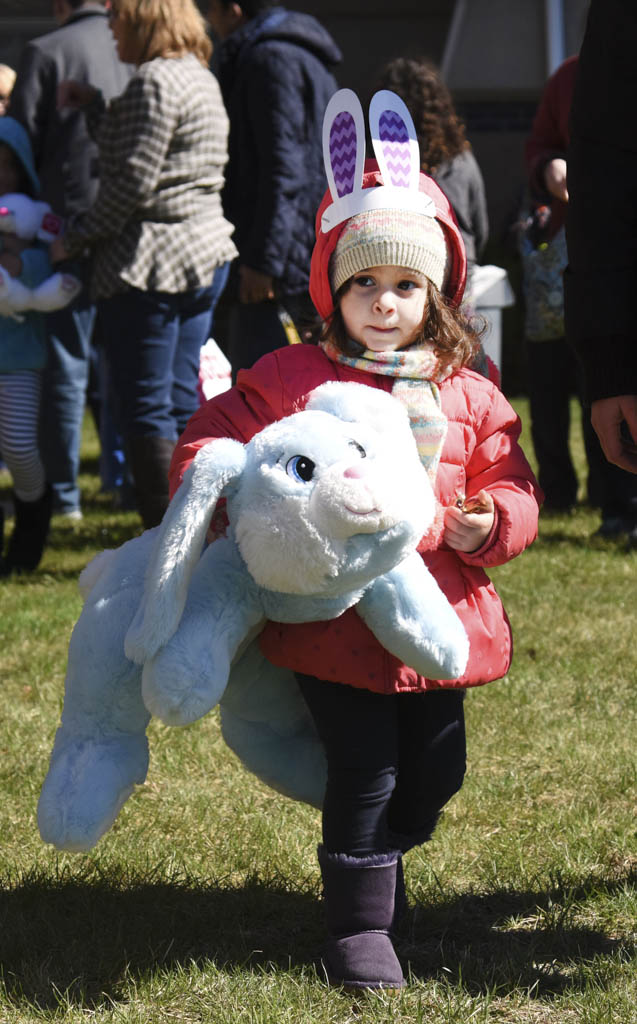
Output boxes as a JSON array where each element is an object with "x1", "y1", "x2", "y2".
[
  {"x1": 444, "y1": 489, "x2": 495, "y2": 553},
  {"x1": 57, "y1": 80, "x2": 98, "y2": 111},
  {"x1": 238, "y1": 265, "x2": 275, "y2": 304},
  {"x1": 0, "y1": 250, "x2": 22, "y2": 278},
  {"x1": 543, "y1": 158, "x2": 568, "y2": 202},
  {"x1": 591, "y1": 395, "x2": 637, "y2": 473},
  {"x1": 49, "y1": 235, "x2": 70, "y2": 264}
]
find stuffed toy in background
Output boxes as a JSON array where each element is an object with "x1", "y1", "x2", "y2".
[
  {"x1": 0, "y1": 192, "x2": 81, "y2": 321},
  {"x1": 37, "y1": 381, "x2": 469, "y2": 852}
]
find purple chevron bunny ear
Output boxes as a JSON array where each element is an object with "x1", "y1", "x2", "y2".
[
  {"x1": 321, "y1": 89, "x2": 366, "y2": 231},
  {"x1": 369, "y1": 90, "x2": 421, "y2": 191},
  {"x1": 320, "y1": 88, "x2": 435, "y2": 233}
]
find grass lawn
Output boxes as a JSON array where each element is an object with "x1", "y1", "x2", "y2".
[{"x1": 0, "y1": 400, "x2": 635, "y2": 1023}]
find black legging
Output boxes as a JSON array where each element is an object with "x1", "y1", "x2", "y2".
[{"x1": 296, "y1": 674, "x2": 467, "y2": 856}]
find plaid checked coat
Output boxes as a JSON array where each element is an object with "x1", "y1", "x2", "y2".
[{"x1": 66, "y1": 53, "x2": 237, "y2": 299}]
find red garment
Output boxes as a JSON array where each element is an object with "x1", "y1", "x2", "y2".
[
  {"x1": 525, "y1": 55, "x2": 578, "y2": 236},
  {"x1": 170, "y1": 344, "x2": 541, "y2": 695}
]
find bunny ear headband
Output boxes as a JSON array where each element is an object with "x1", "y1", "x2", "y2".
[
  {"x1": 321, "y1": 88, "x2": 435, "y2": 232},
  {"x1": 309, "y1": 88, "x2": 467, "y2": 319}
]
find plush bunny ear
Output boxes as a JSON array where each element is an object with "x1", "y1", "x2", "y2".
[
  {"x1": 124, "y1": 437, "x2": 246, "y2": 665},
  {"x1": 320, "y1": 88, "x2": 366, "y2": 232},
  {"x1": 369, "y1": 90, "x2": 421, "y2": 191}
]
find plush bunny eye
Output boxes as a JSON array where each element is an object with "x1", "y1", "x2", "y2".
[
  {"x1": 349, "y1": 440, "x2": 366, "y2": 458},
  {"x1": 286, "y1": 455, "x2": 316, "y2": 482}
]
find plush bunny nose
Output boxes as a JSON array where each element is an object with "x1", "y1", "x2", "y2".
[{"x1": 343, "y1": 462, "x2": 369, "y2": 480}]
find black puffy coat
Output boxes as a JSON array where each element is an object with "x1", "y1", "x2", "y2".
[{"x1": 216, "y1": 7, "x2": 341, "y2": 296}]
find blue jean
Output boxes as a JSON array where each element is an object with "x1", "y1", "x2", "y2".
[
  {"x1": 98, "y1": 284, "x2": 215, "y2": 441},
  {"x1": 39, "y1": 296, "x2": 96, "y2": 514},
  {"x1": 208, "y1": 260, "x2": 231, "y2": 339},
  {"x1": 296, "y1": 674, "x2": 467, "y2": 856}
]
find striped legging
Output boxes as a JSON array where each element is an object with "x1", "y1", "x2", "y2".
[{"x1": 0, "y1": 370, "x2": 46, "y2": 501}]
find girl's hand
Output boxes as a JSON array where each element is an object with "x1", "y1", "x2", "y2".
[
  {"x1": 444, "y1": 489, "x2": 495, "y2": 553},
  {"x1": 49, "y1": 235, "x2": 70, "y2": 264},
  {"x1": 57, "y1": 80, "x2": 98, "y2": 111},
  {"x1": 0, "y1": 250, "x2": 22, "y2": 277}
]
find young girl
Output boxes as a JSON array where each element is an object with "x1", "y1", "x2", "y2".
[
  {"x1": 168, "y1": 91, "x2": 541, "y2": 990},
  {"x1": 0, "y1": 118, "x2": 54, "y2": 575}
]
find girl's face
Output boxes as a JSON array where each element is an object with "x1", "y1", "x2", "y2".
[
  {"x1": 0, "y1": 143, "x2": 21, "y2": 195},
  {"x1": 339, "y1": 265, "x2": 428, "y2": 352}
]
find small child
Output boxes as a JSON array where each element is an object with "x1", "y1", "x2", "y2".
[
  {"x1": 0, "y1": 118, "x2": 55, "y2": 575},
  {"x1": 169, "y1": 91, "x2": 541, "y2": 990}
]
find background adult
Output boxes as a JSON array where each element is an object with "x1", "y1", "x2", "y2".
[
  {"x1": 376, "y1": 57, "x2": 488, "y2": 290},
  {"x1": 522, "y1": 55, "x2": 637, "y2": 533},
  {"x1": 565, "y1": 0, "x2": 637, "y2": 476},
  {"x1": 10, "y1": 0, "x2": 133, "y2": 520},
  {"x1": 52, "y1": 0, "x2": 237, "y2": 528},
  {"x1": 207, "y1": 0, "x2": 341, "y2": 376}
]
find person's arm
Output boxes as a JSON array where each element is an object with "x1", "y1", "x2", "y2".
[
  {"x1": 236, "y1": 50, "x2": 308, "y2": 291},
  {"x1": 60, "y1": 69, "x2": 176, "y2": 255},
  {"x1": 469, "y1": 157, "x2": 489, "y2": 260},
  {"x1": 565, "y1": 1, "x2": 637, "y2": 470},
  {"x1": 525, "y1": 62, "x2": 570, "y2": 199},
  {"x1": 590, "y1": 396, "x2": 637, "y2": 473},
  {"x1": 56, "y1": 79, "x2": 107, "y2": 142},
  {"x1": 446, "y1": 382, "x2": 542, "y2": 567},
  {"x1": 8, "y1": 43, "x2": 55, "y2": 169}
]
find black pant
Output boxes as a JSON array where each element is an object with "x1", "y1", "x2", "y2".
[
  {"x1": 527, "y1": 337, "x2": 637, "y2": 518},
  {"x1": 296, "y1": 674, "x2": 466, "y2": 856}
]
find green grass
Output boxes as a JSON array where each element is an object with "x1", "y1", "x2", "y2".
[{"x1": 0, "y1": 403, "x2": 635, "y2": 1023}]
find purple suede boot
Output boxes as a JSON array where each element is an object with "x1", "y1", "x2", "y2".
[{"x1": 317, "y1": 845, "x2": 406, "y2": 990}]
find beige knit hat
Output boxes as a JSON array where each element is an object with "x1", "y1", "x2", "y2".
[{"x1": 330, "y1": 207, "x2": 448, "y2": 294}]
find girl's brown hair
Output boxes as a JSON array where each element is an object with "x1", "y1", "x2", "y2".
[
  {"x1": 116, "y1": 0, "x2": 212, "y2": 66},
  {"x1": 376, "y1": 57, "x2": 468, "y2": 174},
  {"x1": 322, "y1": 276, "x2": 483, "y2": 376}
]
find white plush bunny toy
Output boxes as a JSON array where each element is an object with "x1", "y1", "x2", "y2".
[
  {"x1": 37, "y1": 381, "x2": 469, "y2": 853},
  {"x1": 0, "y1": 192, "x2": 81, "y2": 321}
]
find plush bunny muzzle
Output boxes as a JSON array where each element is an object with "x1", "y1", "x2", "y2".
[{"x1": 308, "y1": 455, "x2": 421, "y2": 539}]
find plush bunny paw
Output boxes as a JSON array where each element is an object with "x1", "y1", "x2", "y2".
[
  {"x1": 141, "y1": 645, "x2": 230, "y2": 727},
  {"x1": 37, "y1": 732, "x2": 149, "y2": 851},
  {"x1": 31, "y1": 272, "x2": 82, "y2": 312}
]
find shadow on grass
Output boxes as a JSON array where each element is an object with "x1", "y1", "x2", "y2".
[
  {"x1": 0, "y1": 864, "x2": 634, "y2": 1010},
  {"x1": 399, "y1": 870, "x2": 636, "y2": 996}
]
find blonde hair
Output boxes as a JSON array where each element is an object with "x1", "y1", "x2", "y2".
[
  {"x1": 0, "y1": 64, "x2": 16, "y2": 98},
  {"x1": 116, "y1": 0, "x2": 212, "y2": 66}
]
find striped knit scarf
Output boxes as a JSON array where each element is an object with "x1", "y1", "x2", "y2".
[{"x1": 321, "y1": 339, "x2": 449, "y2": 483}]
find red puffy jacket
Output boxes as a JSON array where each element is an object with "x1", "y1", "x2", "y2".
[{"x1": 170, "y1": 344, "x2": 541, "y2": 694}]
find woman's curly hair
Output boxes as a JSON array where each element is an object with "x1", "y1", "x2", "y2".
[{"x1": 376, "y1": 57, "x2": 468, "y2": 173}]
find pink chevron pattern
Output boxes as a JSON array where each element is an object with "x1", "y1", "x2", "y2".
[
  {"x1": 329, "y1": 111, "x2": 358, "y2": 197},
  {"x1": 379, "y1": 110, "x2": 411, "y2": 187}
]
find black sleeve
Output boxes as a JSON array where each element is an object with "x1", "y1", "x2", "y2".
[{"x1": 564, "y1": 0, "x2": 637, "y2": 401}]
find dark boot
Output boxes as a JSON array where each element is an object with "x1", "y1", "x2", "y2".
[
  {"x1": 0, "y1": 485, "x2": 53, "y2": 576},
  {"x1": 317, "y1": 845, "x2": 406, "y2": 991},
  {"x1": 126, "y1": 436, "x2": 175, "y2": 529}
]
